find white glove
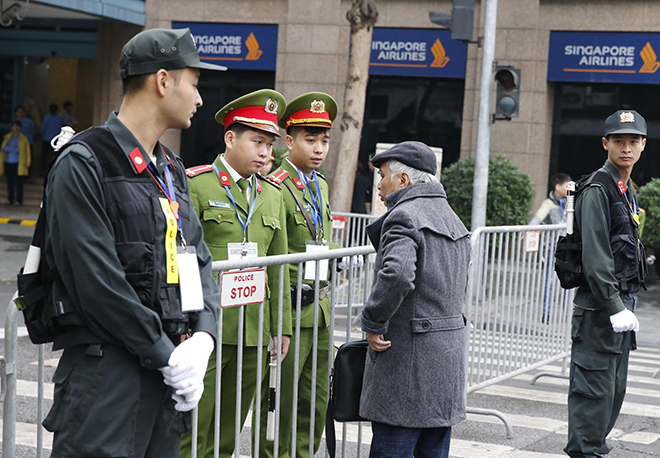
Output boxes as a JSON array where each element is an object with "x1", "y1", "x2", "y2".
[
  {"x1": 609, "y1": 309, "x2": 639, "y2": 333},
  {"x1": 337, "y1": 255, "x2": 364, "y2": 270},
  {"x1": 160, "y1": 332, "x2": 214, "y2": 392},
  {"x1": 171, "y1": 381, "x2": 204, "y2": 412}
]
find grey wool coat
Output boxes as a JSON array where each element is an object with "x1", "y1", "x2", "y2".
[{"x1": 359, "y1": 181, "x2": 471, "y2": 428}]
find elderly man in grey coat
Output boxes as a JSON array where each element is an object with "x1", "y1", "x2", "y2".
[{"x1": 360, "y1": 141, "x2": 471, "y2": 458}]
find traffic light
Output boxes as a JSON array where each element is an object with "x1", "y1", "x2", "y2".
[
  {"x1": 429, "y1": 0, "x2": 475, "y2": 43},
  {"x1": 493, "y1": 65, "x2": 521, "y2": 121}
]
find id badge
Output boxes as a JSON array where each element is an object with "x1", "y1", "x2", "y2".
[
  {"x1": 228, "y1": 242, "x2": 258, "y2": 261},
  {"x1": 304, "y1": 241, "x2": 329, "y2": 281},
  {"x1": 177, "y1": 246, "x2": 204, "y2": 312}
]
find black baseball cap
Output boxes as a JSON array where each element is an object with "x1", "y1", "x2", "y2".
[
  {"x1": 119, "y1": 28, "x2": 226, "y2": 79},
  {"x1": 604, "y1": 110, "x2": 647, "y2": 137},
  {"x1": 370, "y1": 141, "x2": 438, "y2": 175}
]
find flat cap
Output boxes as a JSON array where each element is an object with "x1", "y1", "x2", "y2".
[
  {"x1": 119, "y1": 28, "x2": 226, "y2": 79},
  {"x1": 370, "y1": 141, "x2": 437, "y2": 175},
  {"x1": 215, "y1": 89, "x2": 287, "y2": 137},
  {"x1": 604, "y1": 110, "x2": 647, "y2": 137}
]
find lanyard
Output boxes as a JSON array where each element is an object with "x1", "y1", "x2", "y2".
[
  {"x1": 295, "y1": 168, "x2": 324, "y2": 240},
  {"x1": 147, "y1": 163, "x2": 186, "y2": 246},
  {"x1": 213, "y1": 163, "x2": 258, "y2": 243}
]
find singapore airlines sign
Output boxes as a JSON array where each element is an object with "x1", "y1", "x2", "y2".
[{"x1": 548, "y1": 31, "x2": 660, "y2": 84}]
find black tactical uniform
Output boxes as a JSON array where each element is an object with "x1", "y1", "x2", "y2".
[
  {"x1": 43, "y1": 112, "x2": 220, "y2": 458},
  {"x1": 565, "y1": 111, "x2": 647, "y2": 458}
]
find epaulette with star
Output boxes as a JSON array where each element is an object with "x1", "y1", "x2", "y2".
[
  {"x1": 185, "y1": 164, "x2": 214, "y2": 178},
  {"x1": 268, "y1": 169, "x2": 289, "y2": 184},
  {"x1": 260, "y1": 173, "x2": 281, "y2": 190}
]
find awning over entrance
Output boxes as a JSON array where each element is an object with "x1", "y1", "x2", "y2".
[{"x1": 26, "y1": 0, "x2": 145, "y2": 25}]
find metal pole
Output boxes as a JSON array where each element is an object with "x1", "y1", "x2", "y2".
[
  {"x1": 3, "y1": 294, "x2": 19, "y2": 458},
  {"x1": 471, "y1": 0, "x2": 498, "y2": 230}
]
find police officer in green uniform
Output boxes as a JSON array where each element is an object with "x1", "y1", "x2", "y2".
[
  {"x1": 565, "y1": 110, "x2": 647, "y2": 458},
  {"x1": 181, "y1": 89, "x2": 292, "y2": 458},
  {"x1": 41, "y1": 28, "x2": 224, "y2": 458},
  {"x1": 258, "y1": 92, "x2": 339, "y2": 458}
]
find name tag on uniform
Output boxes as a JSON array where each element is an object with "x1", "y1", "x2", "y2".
[
  {"x1": 228, "y1": 242, "x2": 259, "y2": 261},
  {"x1": 177, "y1": 246, "x2": 204, "y2": 312},
  {"x1": 304, "y1": 241, "x2": 329, "y2": 281},
  {"x1": 209, "y1": 200, "x2": 231, "y2": 209}
]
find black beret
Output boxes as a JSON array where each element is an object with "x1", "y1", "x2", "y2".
[{"x1": 370, "y1": 141, "x2": 437, "y2": 175}]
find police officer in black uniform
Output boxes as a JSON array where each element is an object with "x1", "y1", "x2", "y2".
[
  {"x1": 565, "y1": 110, "x2": 647, "y2": 458},
  {"x1": 42, "y1": 29, "x2": 225, "y2": 458}
]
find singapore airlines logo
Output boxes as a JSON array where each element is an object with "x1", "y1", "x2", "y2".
[
  {"x1": 430, "y1": 38, "x2": 450, "y2": 68},
  {"x1": 245, "y1": 33, "x2": 263, "y2": 61},
  {"x1": 639, "y1": 42, "x2": 660, "y2": 73}
]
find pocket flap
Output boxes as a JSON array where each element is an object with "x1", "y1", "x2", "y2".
[
  {"x1": 262, "y1": 214, "x2": 281, "y2": 230},
  {"x1": 573, "y1": 350, "x2": 611, "y2": 371},
  {"x1": 412, "y1": 315, "x2": 464, "y2": 333},
  {"x1": 202, "y1": 207, "x2": 234, "y2": 224}
]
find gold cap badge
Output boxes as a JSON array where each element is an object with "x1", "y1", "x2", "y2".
[
  {"x1": 310, "y1": 100, "x2": 326, "y2": 114},
  {"x1": 620, "y1": 112, "x2": 635, "y2": 123},
  {"x1": 265, "y1": 98, "x2": 278, "y2": 114}
]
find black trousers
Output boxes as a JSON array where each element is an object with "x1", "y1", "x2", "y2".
[
  {"x1": 565, "y1": 303, "x2": 634, "y2": 458},
  {"x1": 45, "y1": 344, "x2": 182, "y2": 458},
  {"x1": 4, "y1": 162, "x2": 23, "y2": 204}
]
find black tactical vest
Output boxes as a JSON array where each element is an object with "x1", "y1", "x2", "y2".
[
  {"x1": 579, "y1": 168, "x2": 647, "y2": 292},
  {"x1": 55, "y1": 127, "x2": 192, "y2": 344}
]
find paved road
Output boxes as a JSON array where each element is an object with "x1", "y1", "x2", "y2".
[{"x1": 1, "y1": 215, "x2": 659, "y2": 457}]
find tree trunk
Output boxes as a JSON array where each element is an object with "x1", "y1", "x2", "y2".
[{"x1": 330, "y1": 0, "x2": 378, "y2": 213}]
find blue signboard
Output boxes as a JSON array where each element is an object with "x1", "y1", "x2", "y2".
[
  {"x1": 172, "y1": 22, "x2": 278, "y2": 71},
  {"x1": 548, "y1": 31, "x2": 660, "y2": 84},
  {"x1": 369, "y1": 28, "x2": 467, "y2": 78}
]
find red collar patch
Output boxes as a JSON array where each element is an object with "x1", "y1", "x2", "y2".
[
  {"x1": 292, "y1": 177, "x2": 305, "y2": 190},
  {"x1": 218, "y1": 171, "x2": 231, "y2": 186},
  {"x1": 129, "y1": 147, "x2": 148, "y2": 174},
  {"x1": 257, "y1": 179, "x2": 262, "y2": 193},
  {"x1": 617, "y1": 179, "x2": 627, "y2": 194}
]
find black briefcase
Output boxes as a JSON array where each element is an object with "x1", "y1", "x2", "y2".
[{"x1": 326, "y1": 340, "x2": 369, "y2": 457}]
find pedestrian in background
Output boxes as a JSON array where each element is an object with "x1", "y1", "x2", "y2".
[
  {"x1": 41, "y1": 28, "x2": 225, "y2": 458},
  {"x1": 60, "y1": 100, "x2": 79, "y2": 128},
  {"x1": 565, "y1": 110, "x2": 647, "y2": 458},
  {"x1": 360, "y1": 141, "x2": 470, "y2": 458},
  {"x1": 529, "y1": 172, "x2": 571, "y2": 322},
  {"x1": 1, "y1": 120, "x2": 31, "y2": 205},
  {"x1": 41, "y1": 103, "x2": 64, "y2": 175},
  {"x1": 529, "y1": 173, "x2": 571, "y2": 225},
  {"x1": 14, "y1": 106, "x2": 36, "y2": 147}
]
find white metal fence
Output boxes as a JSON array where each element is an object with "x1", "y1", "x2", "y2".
[{"x1": 2, "y1": 223, "x2": 579, "y2": 457}]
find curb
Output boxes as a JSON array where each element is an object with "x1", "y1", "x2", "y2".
[{"x1": 0, "y1": 217, "x2": 37, "y2": 226}]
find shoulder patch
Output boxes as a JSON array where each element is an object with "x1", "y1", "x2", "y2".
[
  {"x1": 185, "y1": 164, "x2": 214, "y2": 178},
  {"x1": 261, "y1": 174, "x2": 282, "y2": 190},
  {"x1": 268, "y1": 169, "x2": 289, "y2": 184}
]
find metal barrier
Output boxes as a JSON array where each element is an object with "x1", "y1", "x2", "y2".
[
  {"x1": 2, "y1": 222, "x2": 582, "y2": 456},
  {"x1": 329, "y1": 212, "x2": 378, "y2": 249},
  {"x1": 464, "y1": 224, "x2": 575, "y2": 437},
  {"x1": 192, "y1": 246, "x2": 374, "y2": 458}
]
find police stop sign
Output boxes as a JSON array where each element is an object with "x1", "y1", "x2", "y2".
[{"x1": 220, "y1": 268, "x2": 267, "y2": 308}]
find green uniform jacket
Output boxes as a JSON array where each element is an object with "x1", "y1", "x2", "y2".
[
  {"x1": 271, "y1": 160, "x2": 338, "y2": 328},
  {"x1": 188, "y1": 156, "x2": 292, "y2": 346}
]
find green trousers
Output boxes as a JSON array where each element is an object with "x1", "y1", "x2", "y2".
[
  {"x1": 565, "y1": 304, "x2": 634, "y2": 458},
  {"x1": 256, "y1": 326, "x2": 332, "y2": 458},
  {"x1": 180, "y1": 345, "x2": 268, "y2": 458}
]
